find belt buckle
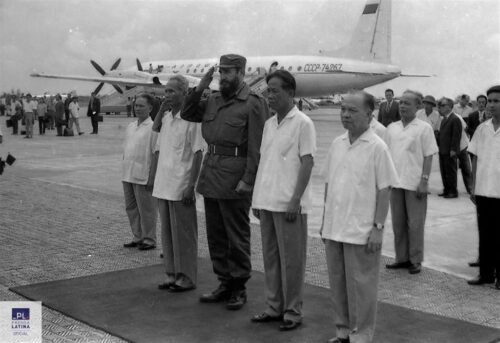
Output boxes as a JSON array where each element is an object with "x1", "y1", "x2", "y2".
[
  {"x1": 234, "y1": 147, "x2": 238, "y2": 157},
  {"x1": 210, "y1": 145, "x2": 215, "y2": 155}
]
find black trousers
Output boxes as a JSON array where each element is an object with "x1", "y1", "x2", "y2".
[
  {"x1": 204, "y1": 197, "x2": 251, "y2": 291},
  {"x1": 439, "y1": 153, "x2": 458, "y2": 195},
  {"x1": 457, "y1": 149, "x2": 472, "y2": 194},
  {"x1": 38, "y1": 118, "x2": 46, "y2": 135},
  {"x1": 476, "y1": 196, "x2": 500, "y2": 280},
  {"x1": 11, "y1": 118, "x2": 19, "y2": 134},
  {"x1": 91, "y1": 116, "x2": 99, "y2": 133}
]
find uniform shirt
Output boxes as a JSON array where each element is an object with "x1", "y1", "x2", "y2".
[
  {"x1": 37, "y1": 103, "x2": 47, "y2": 117},
  {"x1": 453, "y1": 104, "x2": 473, "y2": 118},
  {"x1": 252, "y1": 106, "x2": 316, "y2": 213},
  {"x1": 68, "y1": 102, "x2": 80, "y2": 118},
  {"x1": 370, "y1": 117, "x2": 386, "y2": 138},
  {"x1": 321, "y1": 129, "x2": 398, "y2": 245},
  {"x1": 416, "y1": 109, "x2": 441, "y2": 131},
  {"x1": 122, "y1": 118, "x2": 158, "y2": 185},
  {"x1": 181, "y1": 82, "x2": 269, "y2": 199},
  {"x1": 152, "y1": 111, "x2": 205, "y2": 201},
  {"x1": 468, "y1": 119, "x2": 500, "y2": 198},
  {"x1": 22, "y1": 100, "x2": 36, "y2": 113},
  {"x1": 384, "y1": 118, "x2": 438, "y2": 191}
]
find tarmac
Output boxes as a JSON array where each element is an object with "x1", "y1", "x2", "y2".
[{"x1": 0, "y1": 109, "x2": 498, "y2": 342}]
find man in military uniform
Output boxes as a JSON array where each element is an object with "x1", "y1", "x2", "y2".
[{"x1": 181, "y1": 54, "x2": 269, "y2": 310}]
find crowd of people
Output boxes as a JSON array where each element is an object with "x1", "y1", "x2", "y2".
[{"x1": 118, "y1": 53, "x2": 499, "y2": 343}]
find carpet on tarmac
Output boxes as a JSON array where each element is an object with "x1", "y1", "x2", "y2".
[{"x1": 10, "y1": 258, "x2": 500, "y2": 343}]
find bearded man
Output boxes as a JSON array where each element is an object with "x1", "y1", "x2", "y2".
[{"x1": 181, "y1": 54, "x2": 269, "y2": 310}]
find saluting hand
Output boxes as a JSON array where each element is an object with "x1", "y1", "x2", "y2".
[{"x1": 197, "y1": 66, "x2": 216, "y2": 91}]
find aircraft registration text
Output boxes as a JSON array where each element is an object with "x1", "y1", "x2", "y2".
[{"x1": 303, "y1": 63, "x2": 343, "y2": 72}]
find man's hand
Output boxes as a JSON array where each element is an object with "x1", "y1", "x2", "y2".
[
  {"x1": 235, "y1": 180, "x2": 252, "y2": 194},
  {"x1": 285, "y1": 197, "x2": 301, "y2": 222},
  {"x1": 182, "y1": 185, "x2": 196, "y2": 205},
  {"x1": 145, "y1": 180, "x2": 154, "y2": 192},
  {"x1": 450, "y1": 150, "x2": 457, "y2": 157},
  {"x1": 366, "y1": 228, "x2": 383, "y2": 253},
  {"x1": 252, "y1": 208, "x2": 260, "y2": 220},
  {"x1": 197, "y1": 66, "x2": 216, "y2": 91},
  {"x1": 416, "y1": 179, "x2": 428, "y2": 199}
]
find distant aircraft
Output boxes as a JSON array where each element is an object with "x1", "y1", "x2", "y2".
[{"x1": 31, "y1": 0, "x2": 416, "y2": 98}]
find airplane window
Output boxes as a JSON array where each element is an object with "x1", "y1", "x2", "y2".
[
  {"x1": 288, "y1": 66, "x2": 292, "y2": 71},
  {"x1": 196, "y1": 64, "x2": 201, "y2": 68},
  {"x1": 201, "y1": 68, "x2": 204, "y2": 73},
  {"x1": 280, "y1": 66, "x2": 285, "y2": 70},
  {"x1": 194, "y1": 69, "x2": 197, "y2": 73},
  {"x1": 248, "y1": 67, "x2": 252, "y2": 72},
  {"x1": 186, "y1": 69, "x2": 190, "y2": 73},
  {"x1": 297, "y1": 66, "x2": 302, "y2": 71}
]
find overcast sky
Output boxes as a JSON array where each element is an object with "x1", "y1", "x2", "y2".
[{"x1": 0, "y1": 0, "x2": 498, "y2": 98}]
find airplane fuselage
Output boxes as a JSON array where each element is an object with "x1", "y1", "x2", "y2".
[{"x1": 130, "y1": 55, "x2": 401, "y2": 97}]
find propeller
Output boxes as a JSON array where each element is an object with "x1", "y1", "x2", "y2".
[
  {"x1": 90, "y1": 58, "x2": 123, "y2": 95},
  {"x1": 136, "y1": 58, "x2": 143, "y2": 71}
]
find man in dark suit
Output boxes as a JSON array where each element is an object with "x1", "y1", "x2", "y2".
[
  {"x1": 87, "y1": 92, "x2": 101, "y2": 134},
  {"x1": 437, "y1": 97, "x2": 462, "y2": 198},
  {"x1": 377, "y1": 89, "x2": 400, "y2": 127},
  {"x1": 467, "y1": 95, "x2": 488, "y2": 138}
]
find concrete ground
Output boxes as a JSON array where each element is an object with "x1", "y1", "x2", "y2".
[{"x1": 0, "y1": 110, "x2": 498, "y2": 342}]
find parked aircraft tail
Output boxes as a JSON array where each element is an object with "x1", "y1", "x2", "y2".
[{"x1": 320, "y1": 0, "x2": 392, "y2": 63}]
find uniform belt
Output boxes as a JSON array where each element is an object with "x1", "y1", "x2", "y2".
[{"x1": 207, "y1": 144, "x2": 246, "y2": 157}]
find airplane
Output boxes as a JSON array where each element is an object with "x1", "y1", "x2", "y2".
[{"x1": 30, "y1": 0, "x2": 413, "y2": 98}]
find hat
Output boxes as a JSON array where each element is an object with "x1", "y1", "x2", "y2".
[
  {"x1": 219, "y1": 54, "x2": 246, "y2": 69},
  {"x1": 422, "y1": 95, "x2": 436, "y2": 106}
]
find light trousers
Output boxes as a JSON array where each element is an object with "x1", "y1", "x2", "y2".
[
  {"x1": 122, "y1": 181, "x2": 157, "y2": 245},
  {"x1": 260, "y1": 210, "x2": 308, "y2": 323},
  {"x1": 159, "y1": 199, "x2": 198, "y2": 286},
  {"x1": 325, "y1": 240, "x2": 381, "y2": 343},
  {"x1": 390, "y1": 188, "x2": 427, "y2": 264},
  {"x1": 69, "y1": 116, "x2": 81, "y2": 134}
]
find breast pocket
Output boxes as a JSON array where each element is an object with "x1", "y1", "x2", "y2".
[
  {"x1": 202, "y1": 111, "x2": 216, "y2": 140},
  {"x1": 222, "y1": 117, "x2": 247, "y2": 146}
]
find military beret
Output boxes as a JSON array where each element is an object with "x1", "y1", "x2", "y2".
[{"x1": 219, "y1": 54, "x2": 246, "y2": 69}]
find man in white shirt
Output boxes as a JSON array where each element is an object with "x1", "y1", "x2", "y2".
[
  {"x1": 453, "y1": 94, "x2": 473, "y2": 119},
  {"x1": 370, "y1": 114, "x2": 386, "y2": 138},
  {"x1": 384, "y1": 90, "x2": 439, "y2": 275},
  {"x1": 467, "y1": 85, "x2": 500, "y2": 290},
  {"x1": 416, "y1": 95, "x2": 441, "y2": 137},
  {"x1": 68, "y1": 96, "x2": 84, "y2": 135},
  {"x1": 122, "y1": 94, "x2": 158, "y2": 251},
  {"x1": 22, "y1": 94, "x2": 36, "y2": 138},
  {"x1": 321, "y1": 91, "x2": 398, "y2": 343},
  {"x1": 152, "y1": 75, "x2": 204, "y2": 292},
  {"x1": 251, "y1": 71, "x2": 315, "y2": 331}
]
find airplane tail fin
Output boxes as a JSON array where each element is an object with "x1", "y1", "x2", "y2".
[{"x1": 320, "y1": 0, "x2": 392, "y2": 63}]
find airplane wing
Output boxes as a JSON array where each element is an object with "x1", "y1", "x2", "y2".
[{"x1": 30, "y1": 72, "x2": 219, "y2": 90}]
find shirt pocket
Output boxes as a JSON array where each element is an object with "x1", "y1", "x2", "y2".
[
  {"x1": 278, "y1": 134, "x2": 296, "y2": 158},
  {"x1": 222, "y1": 117, "x2": 247, "y2": 146}
]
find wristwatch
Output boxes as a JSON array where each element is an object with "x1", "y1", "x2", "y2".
[
  {"x1": 373, "y1": 223, "x2": 384, "y2": 230},
  {"x1": 421, "y1": 174, "x2": 429, "y2": 181}
]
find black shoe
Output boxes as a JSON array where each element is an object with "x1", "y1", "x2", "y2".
[
  {"x1": 279, "y1": 320, "x2": 301, "y2": 331},
  {"x1": 226, "y1": 290, "x2": 247, "y2": 310},
  {"x1": 251, "y1": 313, "x2": 283, "y2": 323},
  {"x1": 408, "y1": 263, "x2": 422, "y2": 274},
  {"x1": 467, "y1": 276, "x2": 494, "y2": 285},
  {"x1": 386, "y1": 261, "x2": 411, "y2": 269},
  {"x1": 468, "y1": 260, "x2": 480, "y2": 267},
  {"x1": 327, "y1": 338, "x2": 350, "y2": 343},
  {"x1": 168, "y1": 284, "x2": 196, "y2": 293},
  {"x1": 160, "y1": 253, "x2": 164, "y2": 258},
  {"x1": 158, "y1": 282, "x2": 174, "y2": 290},
  {"x1": 123, "y1": 241, "x2": 141, "y2": 248},
  {"x1": 78, "y1": 132, "x2": 84, "y2": 135},
  {"x1": 438, "y1": 192, "x2": 446, "y2": 197},
  {"x1": 199, "y1": 285, "x2": 231, "y2": 303},
  {"x1": 444, "y1": 193, "x2": 458, "y2": 198},
  {"x1": 138, "y1": 243, "x2": 156, "y2": 251},
  {"x1": 90, "y1": 132, "x2": 96, "y2": 135}
]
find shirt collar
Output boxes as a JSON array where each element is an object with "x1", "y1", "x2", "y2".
[
  {"x1": 341, "y1": 128, "x2": 375, "y2": 144},
  {"x1": 137, "y1": 117, "x2": 152, "y2": 127}
]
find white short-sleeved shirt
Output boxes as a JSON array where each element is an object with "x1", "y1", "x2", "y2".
[
  {"x1": 453, "y1": 104, "x2": 473, "y2": 118},
  {"x1": 321, "y1": 129, "x2": 398, "y2": 245},
  {"x1": 252, "y1": 106, "x2": 316, "y2": 213},
  {"x1": 384, "y1": 118, "x2": 438, "y2": 191},
  {"x1": 468, "y1": 119, "x2": 500, "y2": 198},
  {"x1": 370, "y1": 117, "x2": 386, "y2": 138},
  {"x1": 152, "y1": 111, "x2": 205, "y2": 201},
  {"x1": 22, "y1": 100, "x2": 36, "y2": 113},
  {"x1": 416, "y1": 109, "x2": 441, "y2": 131},
  {"x1": 456, "y1": 114, "x2": 469, "y2": 150},
  {"x1": 122, "y1": 118, "x2": 158, "y2": 185}
]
